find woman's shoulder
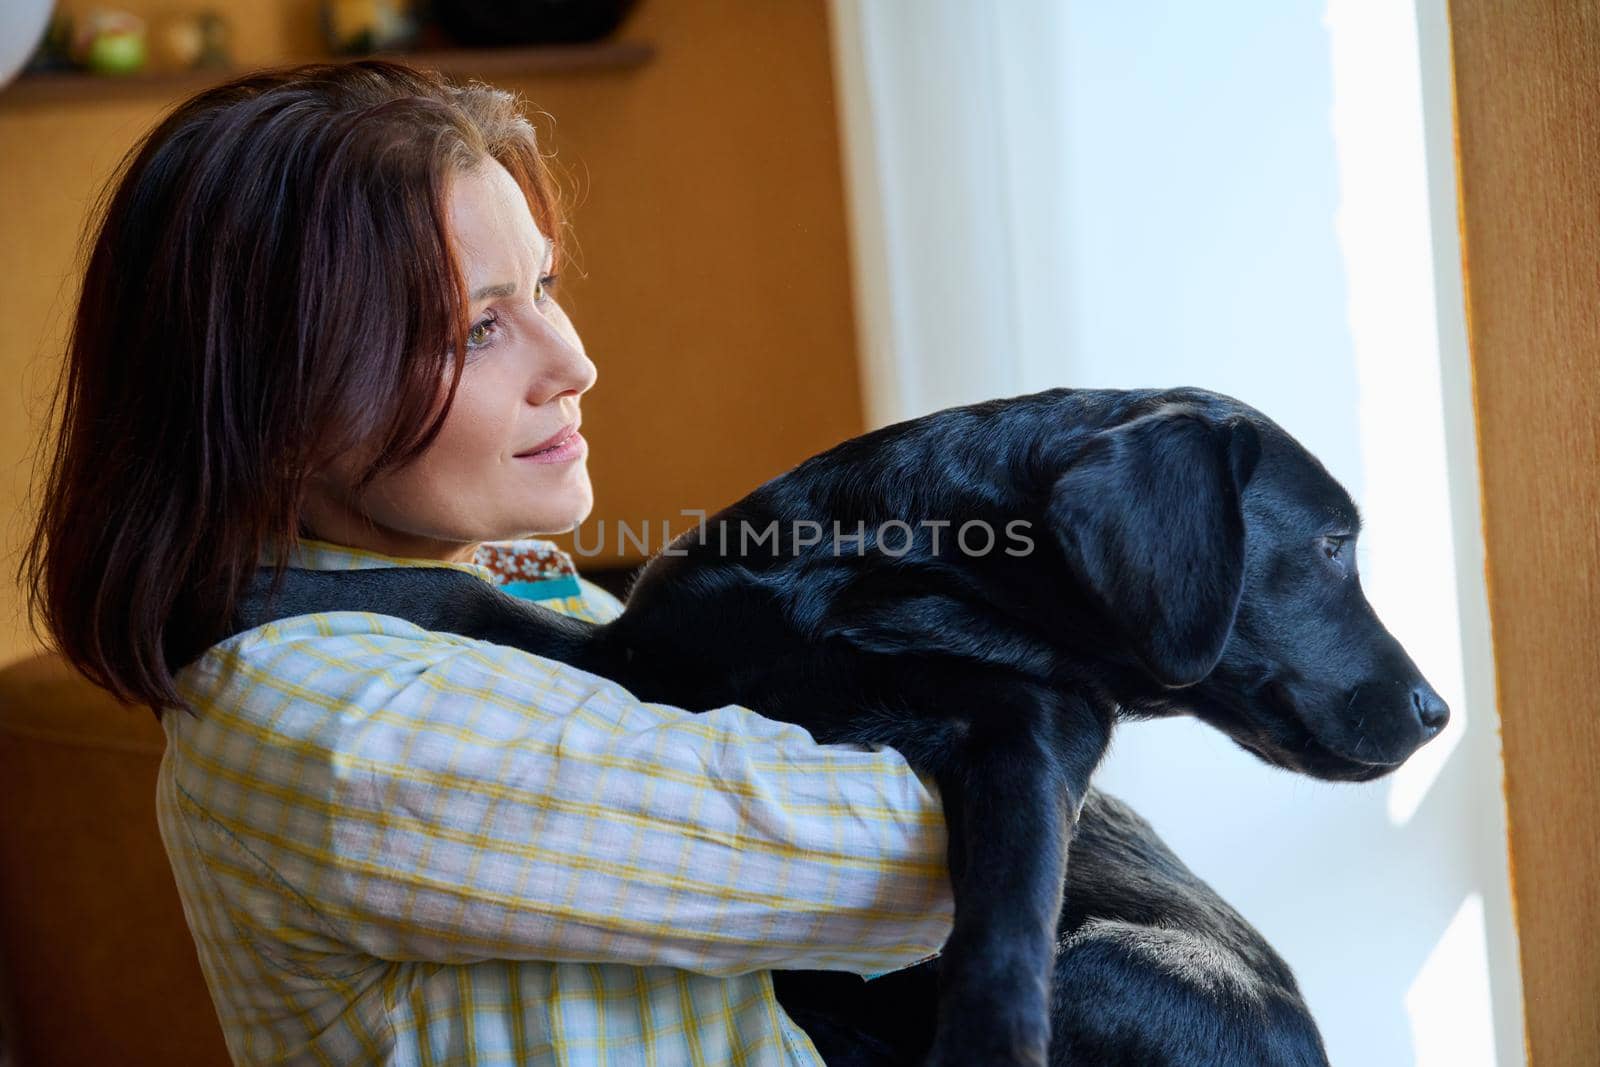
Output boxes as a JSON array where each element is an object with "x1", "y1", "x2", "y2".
[
  {"x1": 171, "y1": 536, "x2": 625, "y2": 725},
  {"x1": 170, "y1": 579, "x2": 632, "y2": 752}
]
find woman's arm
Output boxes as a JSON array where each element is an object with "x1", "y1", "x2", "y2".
[{"x1": 168, "y1": 610, "x2": 954, "y2": 979}]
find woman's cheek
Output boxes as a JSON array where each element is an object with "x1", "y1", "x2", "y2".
[{"x1": 449, "y1": 368, "x2": 521, "y2": 455}]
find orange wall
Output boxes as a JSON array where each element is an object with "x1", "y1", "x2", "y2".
[{"x1": 0, "y1": 0, "x2": 864, "y2": 666}]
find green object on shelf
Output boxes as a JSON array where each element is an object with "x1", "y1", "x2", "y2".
[{"x1": 85, "y1": 31, "x2": 147, "y2": 76}]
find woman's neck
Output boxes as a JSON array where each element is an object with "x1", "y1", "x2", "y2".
[{"x1": 296, "y1": 512, "x2": 483, "y2": 565}]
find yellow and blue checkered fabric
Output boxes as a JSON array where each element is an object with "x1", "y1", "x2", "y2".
[{"x1": 156, "y1": 537, "x2": 953, "y2": 1064}]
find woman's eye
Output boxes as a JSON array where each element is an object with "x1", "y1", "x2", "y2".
[
  {"x1": 466, "y1": 275, "x2": 557, "y2": 354},
  {"x1": 466, "y1": 312, "x2": 498, "y2": 350}
]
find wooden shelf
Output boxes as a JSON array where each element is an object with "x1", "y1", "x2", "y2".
[{"x1": 0, "y1": 40, "x2": 654, "y2": 109}]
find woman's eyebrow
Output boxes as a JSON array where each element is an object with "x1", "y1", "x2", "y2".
[
  {"x1": 470, "y1": 280, "x2": 517, "y2": 302},
  {"x1": 469, "y1": 241, "x2": 553, "y2": 303}
]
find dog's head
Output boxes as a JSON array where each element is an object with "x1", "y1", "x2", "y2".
[{"x1": 1046, "y1": 389, "x2": 1447, "y2": 782}]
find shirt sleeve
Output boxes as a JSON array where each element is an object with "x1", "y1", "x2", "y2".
[{"x1": 174, "y1": 612, "x2": 955, "y2": 979}]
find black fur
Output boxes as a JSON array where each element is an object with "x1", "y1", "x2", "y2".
[{"x1": 229, "y1": 386, "x2": 1447, "y2": 1065}]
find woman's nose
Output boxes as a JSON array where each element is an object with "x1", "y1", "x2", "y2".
[
  {"x1": 530, "y1": 322, "x2": 596, "y2": 400},
  {"x1": 559, "y1": 343, "x2": 598, "y2": 397}
]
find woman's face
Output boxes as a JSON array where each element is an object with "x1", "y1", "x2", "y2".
[{"x1": 302, "y1": 158, "x2": 598, "y2": 561}]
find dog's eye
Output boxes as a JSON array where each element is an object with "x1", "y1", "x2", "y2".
[{"x1": 1320, "y1": 535, "x2": 1352, "y2": 562}]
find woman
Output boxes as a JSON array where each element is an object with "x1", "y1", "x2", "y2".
[{"x1": 22, "y1": 60, "x2": 953, "y2": 1064}]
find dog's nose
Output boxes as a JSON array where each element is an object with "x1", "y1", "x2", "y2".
[{"x1": 1411, "y1": 685, "x2": 1450, "y2": 733}]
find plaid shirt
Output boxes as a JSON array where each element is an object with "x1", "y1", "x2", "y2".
[{"x1": 156, "y1": 537, "x2": 953, "y2": 1065}]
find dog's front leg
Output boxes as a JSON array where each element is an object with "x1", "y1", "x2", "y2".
[{"x1": 921, "y1": 693, "x2": 1104, "y2": 1067}]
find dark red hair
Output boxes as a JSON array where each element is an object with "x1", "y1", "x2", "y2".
[{"x1": 20, "y1": 59, "x2": 564, "y2": 717}]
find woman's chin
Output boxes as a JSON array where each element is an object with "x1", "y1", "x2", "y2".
[{"x1": 521, "y1": 494, "x2": 594, "y2": 538}]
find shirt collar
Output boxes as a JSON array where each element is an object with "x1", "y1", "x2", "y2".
[{"x1": 259, "y1": 537, "x2": 578, "y2": 590}]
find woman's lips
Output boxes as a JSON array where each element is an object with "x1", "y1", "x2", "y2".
[
  {"x1": 515, "y1": 427, "x2": 586, "y2": 464},
  {"x1": 518, "y1": 419, "x2": 579, "y2": 455}
]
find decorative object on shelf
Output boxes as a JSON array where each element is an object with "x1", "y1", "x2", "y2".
[
  {"x1": 432, "y1": 0, "x2": 641, "y2": 46},
  {"x1": 6, "y1": 1, "x2": 63, "y2": 86},
  {"x1": 1, "y1": 29, "x2": 651, "y2": 107},
  {"x1": 153, "y1": 10, "x2": 233, "y2": 71},
  {"x1": 68, "y1": 7, "x2": 150, "y2": 76},
  {"x1": 322, "y1": 0, "x2": 423, "y2": 55}
]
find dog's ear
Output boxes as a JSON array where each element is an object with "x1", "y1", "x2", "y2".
[{"x1": 1047, "y1": 409, "x2": 1260, "y2": 687}]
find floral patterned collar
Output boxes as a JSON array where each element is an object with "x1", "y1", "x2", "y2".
[{"x1": 262, "y1": 537, "x2": 583, "y2": 602}]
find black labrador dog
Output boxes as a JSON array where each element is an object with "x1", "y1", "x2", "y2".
[{"x1": 232, "y1": 386, "x2": 1448, "y2": 1065}]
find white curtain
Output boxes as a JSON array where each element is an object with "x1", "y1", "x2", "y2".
[{"x1": 829, "y1": 0, "x2": 1072, "y2": 426}]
